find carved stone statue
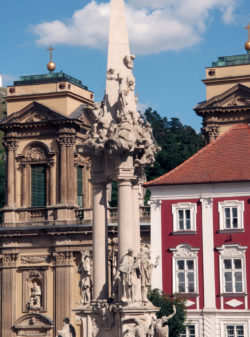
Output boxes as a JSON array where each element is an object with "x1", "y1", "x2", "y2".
[
  {"x1": 27, "y1": 281, "x2": 41, "y2": 310},
  {"x1": 57, "y1": 317, "x2": 76, "y2": 337},
  {"x1": 139, "y1": 246, "x2": 160, "y2": 302},
  {"x1": 124, "y1": 55, "x2": 135, "y2": 69},
  {"x1": 149, "y1": 306, "x2": 176, "y2": 337},
  {"x1": 78, "y1": 250, "x2": 92, "y2": 304},
  {"x1": 117, "y1": 249, "x2": 139, "y2": 303}
]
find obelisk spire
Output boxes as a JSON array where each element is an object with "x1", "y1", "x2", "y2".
[{"x1": 106, "y1": 0, "x2": 137, "y2": 117}]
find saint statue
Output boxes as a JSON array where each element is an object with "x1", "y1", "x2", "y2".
[
  {"x1": 57, "y1": 317, "x2": 76, "y2": 337},
  {"x1": 27, "y1": 281, "x2": 41, "y2": 310},
  {"x1": 117, "y1": 249, "x2": 139, "y2": 302},
  {"x1": 78, "y1": 250, "x2": 92, "y2": 304},
  {"x1": 139, "y1": 246, "x2": 160, "y2": 302}
]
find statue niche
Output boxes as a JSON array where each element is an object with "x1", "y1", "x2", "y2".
[{"x1": 22, "y1": 269, "x2": 47, "y2": 312}]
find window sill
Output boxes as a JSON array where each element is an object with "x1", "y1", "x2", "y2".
[
  {"x1": 220, "y1": 293, "x2": 247, "y2": 297},
  {"x1": 171, "y1": 231, "x2": 197, "y2": 235},
  {"x1": 218, "y1": 229, "x2": 244, "y2": 233},
  {"x1": 177, "y1": 293, "x2": 199, "y2": 297}
]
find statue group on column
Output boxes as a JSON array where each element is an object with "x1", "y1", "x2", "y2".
[{"x1": 115, "y1": 246, "x2": 159, "y2": 304}]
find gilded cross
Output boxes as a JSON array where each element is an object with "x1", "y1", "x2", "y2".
[
  {"x1": 47, "y1": 45, "x2": 55, "y2": 62},
  {"x1": 245, "y1": 23, "x2": 250, "y2": 41}
]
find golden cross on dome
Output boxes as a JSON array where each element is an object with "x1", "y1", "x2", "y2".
[
  {"x1": 47, "y1": 45, "x2": 55, "y2": 62},
  {"x1": 245, "y1": 23, "x2": 250, "y2": 41}
]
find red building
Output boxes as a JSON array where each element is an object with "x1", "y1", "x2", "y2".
[{"x1": 146, "y1": 124, "x2": 250, "y2": 337}]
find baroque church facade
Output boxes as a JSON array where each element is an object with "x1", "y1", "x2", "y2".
[
  {"x1": 0, "y1": 72, "x2": 94, "y2": 337},
  {"x1": 148, "y1": 46, "x2": 250, "y2": 337},
  {"x1": 0, "y1": 70, "x2": 150, "y2": 337}
]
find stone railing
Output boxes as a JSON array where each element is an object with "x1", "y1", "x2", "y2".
[
  {"x1": 75, "y1": 206, "x2": 150, "y2": 223},
  {"x1": 0, "y1": 205, "x2": 150, "y2": 225}
]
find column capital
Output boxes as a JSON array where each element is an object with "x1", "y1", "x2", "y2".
[
  {"x1": 200, "y1": 197, "x2": 213, "y2": 208},
  {"x1": 56, "y1": 134, "x2": 76, "y2": 147},
  {"x1": 0, "y1": 253, "x2": 18, "y2": 267},
  {"x1": 3, "y1": 138, "x2": 19, "y2": 151}
]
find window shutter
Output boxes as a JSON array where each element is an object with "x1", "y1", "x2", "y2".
[{"x1": 31, "y1": 165, "x2": 46, "y2": 207}]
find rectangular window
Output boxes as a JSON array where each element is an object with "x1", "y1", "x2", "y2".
[
  {"x1": 172, "y1": 203, "x2": 197, "y2": 232},
  {"x1": 178, "y1": 209, "x2": 191, "y2": 230},
  {"x1": 218, "y1": 201, "x2": 244, "y2": 231},
  {"x1": 177, "y1": 259, "x2": 195, "y2": 293},
  {"x1": 31, "y1": 165, "x2": 46, "y2": 207},
  {"x1": 223, "y1": 258, "x2": 243, "y2": 293},
  {"x1": 225, "y1": 207, "x2": 238, "y2": 229},
  {"x1": 226, "y1": 325, "x2": 244, "y2": 337},
  {"x1": 77, "y1": 166, "x2": 83, "y2": 208},
  {"x1": 181, "y1": 325, "x2": 196, "y2": 337}
]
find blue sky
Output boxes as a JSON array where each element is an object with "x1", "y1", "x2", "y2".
[{"x1": 0, "y1": 0, "x2": 250, "y2": 131}]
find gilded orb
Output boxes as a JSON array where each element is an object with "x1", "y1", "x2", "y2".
[
  {"x1": 47, "y1": 61, "x2": 56, "y2": 72},
  {"x1": 245, "y1": 40, "x2": 250, "y2": 51}
]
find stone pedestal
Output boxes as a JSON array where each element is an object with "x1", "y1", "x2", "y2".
[{"x1": 75, "y1": 302, "x2": 157, "y2": 337}]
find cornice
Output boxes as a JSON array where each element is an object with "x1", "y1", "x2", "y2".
[
  {"x1": 196, "y1": 106, "x2": 250, "y2": 116},
  {"x1": 5, "y1": 90, "x2": 94, "y2": 106},
  {"x1": 202, "y1": 74, "x2": 250, "y2": 85},
  {"x1": 0, "y1": 118, "x2": 90, "y2": 131}
]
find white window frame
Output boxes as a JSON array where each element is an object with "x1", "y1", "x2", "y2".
[
  {"x1": 170, "y1": 244, "x2": 199, "y2": 294},
  {"x1": 172, "y1": 202, "x2": 197, "y2": 232},
  {"x1": 222, "y1": 322, "x2": 247, "y2": 337},
  {"x1": 217, "y1": 244, "x2": 247, "y2": 295},
  {"x1": 180, "y1": 324, "x2": 196, "y2": 337},
  {"x1": 218, "y1": 200, "x2": 244, "y2": 231}
]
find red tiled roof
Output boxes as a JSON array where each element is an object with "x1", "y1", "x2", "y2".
[{"x1": 145, "y1": 124, "x2": 250, "y2": 186}]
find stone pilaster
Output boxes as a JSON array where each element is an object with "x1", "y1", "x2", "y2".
[
  {"x1": 53, "y1": 252, "x2": 74, "y2": 333},
  {"x1": 57, "y1": 137, "x2": 67, "y2": 205},
  {"x1": 200, "y1": 198, "x2": 216, "y2": 309},
  {"x1": 21, "y1": 162, "x2": 28, "y2": 207},
  {"x1": 4, "y1": 137, "x2": 18, "y2": 208},
  {"x1": 67, "y1": 143, "x2": 76, "y2": 205},
  {"x1": 49, "y1": 162, "x2": 56, "y2": 206},
  {"x1": 1, "y1": 253, "x2": 18, "y2": 337}
]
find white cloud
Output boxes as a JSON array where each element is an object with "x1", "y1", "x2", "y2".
[
  {"x1": 1, "y1": 74, "x2": 18, "y2": 86},
  {"x1": 31, "y1": 0, "x2": 238, "y2": 55}
]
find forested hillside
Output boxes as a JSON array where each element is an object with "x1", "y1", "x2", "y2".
[{"x1": 144, "y1": 108, "x2": 204, "y2": 182}]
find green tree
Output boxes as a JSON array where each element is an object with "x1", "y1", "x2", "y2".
[
  {"x1": 144, "y1": 108, "x2": 204, "y2": 182},
  {"x1": 148, "y1": 289, "x2": 186, "y2": 337}
]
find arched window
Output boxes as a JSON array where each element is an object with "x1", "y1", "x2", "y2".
[{"x1": 31, "y1": 164, "x2": 46, "y2": 207}]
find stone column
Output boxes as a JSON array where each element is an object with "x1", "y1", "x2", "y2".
[
  {"x1": 49, "y1": 163, "x2": 56, "y2": 206},
  {"x1": 4, "y1": 138, "x2": 18, "y2": 208},
  {"x1": 66, "y1": 139, "x2": 76, "y2": 205},
  {"x1": 21, "y1": 163, "x2": 28, "y2": 207},
  {"x1": 58, "y1": 140, "x2": 67, "y2": 204},
  {"x1": 132, "y1": 183, "x2": 140, "y2": 256},
  {"x1": 1, "y1": 254, "x2": 17, "y2": 337},
  {"x1": 118, "y1": 179, "x2": 133, "y2": 261},
  {"x1": 92, "y1": 181, "x2": 108, "y2": 300}
]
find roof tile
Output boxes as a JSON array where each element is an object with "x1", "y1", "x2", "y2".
[{"x1": 145, "y1": 124, "x2": 250, "y2": 186}]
